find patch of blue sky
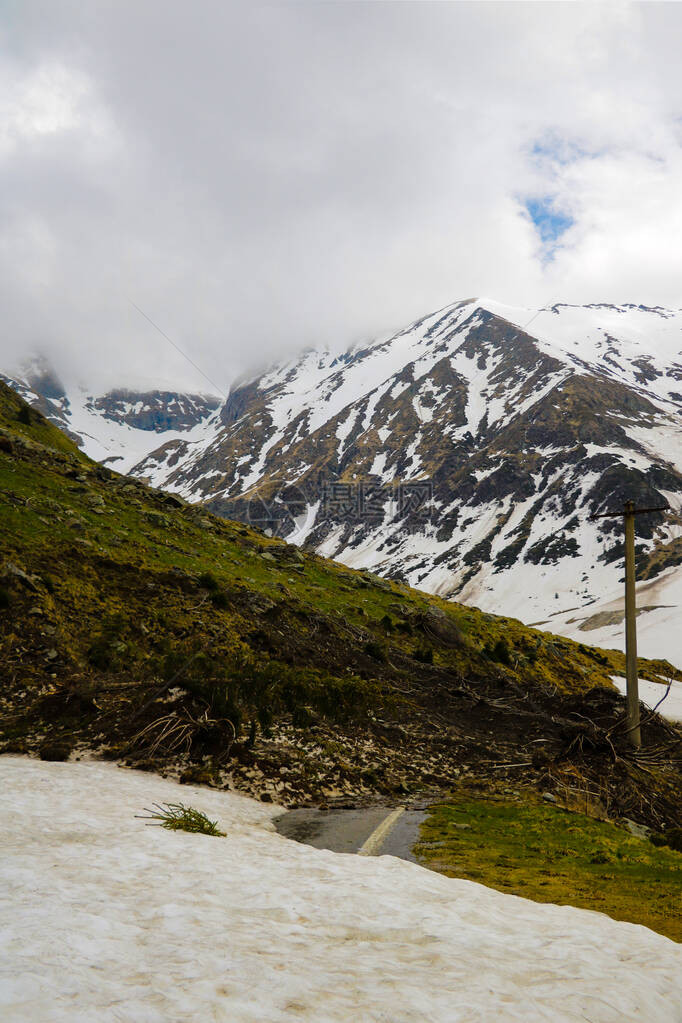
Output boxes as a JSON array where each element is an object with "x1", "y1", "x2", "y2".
[
  {"x1": 528, "y1": 133, "x2": 601, "y2": 169},
  {"x1": 524, "y1": 196, "x2": 574, "y2": 246}
]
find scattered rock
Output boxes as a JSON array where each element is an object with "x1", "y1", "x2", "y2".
[
  {"x1": 2, "y1": 561, "x2": 42, "y2": 591},
  {"x1": 271, "y1": 546, "x2": 305, "y2": 565},
  {"x1": 145, "y1": 510, "x2": 167, "y2": 526},
  {"x1": 244, "y1": 593, "x2": 276, "y2": 614},
  {"x1": 361, "y1": 571, "x2": 393, "y2": 592},
  {"x1": 419, "y1": 607, "x2": 465, "y2": 646},
  {"x1": 623, "y1": 818, "x2": 651, "y2": 840},
  {"x1": 39, "y1": 740, "x2": 72, "y2": 762},
  {"x1": 162, "y1": 492, "x2": 187, "y2": 508},
  {"x1": 542, "y1": 791, "x2": 558, "y2": 804}
]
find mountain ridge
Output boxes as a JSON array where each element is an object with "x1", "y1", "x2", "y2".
[
  {"x1": 6, "y1": 299, "x2": 682, "y2": 665},
  {"x1": 130, "y1": 299, "x2": 682, "y2": 666}
]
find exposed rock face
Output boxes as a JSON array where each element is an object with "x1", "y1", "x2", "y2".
[
  {"x1": 127, "y1": 300, "x2": 682, "y2": 636},
  {"x1": 1, "y1": 361, "x2": 220, "y2": 473},
  {"x1": 87, "y1": 389, "x2": 220, "y2": 433}
]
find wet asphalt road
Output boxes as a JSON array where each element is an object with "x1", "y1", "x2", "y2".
[{"x1": 274, "y1": 806, "x2": 427, "y2": 863}]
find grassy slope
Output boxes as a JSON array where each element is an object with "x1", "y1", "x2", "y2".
[
  {"x1": 1, "y1": 380, "x2": 680, "y2": 824},
  {"x1": 416, "y1": 788, "x2": 681, "y2": 942}
]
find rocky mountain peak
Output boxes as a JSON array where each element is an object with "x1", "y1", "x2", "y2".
[{"x1": 5, "y1": 299, "x2": 682, "y2": 664}]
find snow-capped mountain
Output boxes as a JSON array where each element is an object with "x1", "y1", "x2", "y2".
[
  {"x1": 1, "y1": 357, "x2": 221, "y2": 474},
  {"x1": 7, "y1": 300, "x2": 682, "y2": 665},
  {"x1": 130, "y1": 298, "x2": 682, "y2": 664}
]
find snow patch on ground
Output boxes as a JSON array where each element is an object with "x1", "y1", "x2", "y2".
[
  {"x1": 610, "y1": 676, "x2": 682, "y2": 723},
  {"x1": 1, "y1": 757, "x2": 681, "y2": 1023}
]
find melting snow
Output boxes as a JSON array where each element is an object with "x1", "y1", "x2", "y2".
[
  {"x1": 412, "y1": 395, "x2": 434, "y2": 424},
  {"x1": 543, "y1": 566, "x2": 682, "y2": 669},
  {"x1": 369, "y1": 451, "x2": 388, "y2": 479},
  {"x1": 1, "y1": 757, "x2": 681, "y2": 1023},
  {"x1": 610, "y1": 676, "x2": 682, "y2": 723}
]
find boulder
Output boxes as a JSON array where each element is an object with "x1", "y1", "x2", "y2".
[{"x1": 1, "y1": 561, "x2": 42, "y2": 591}]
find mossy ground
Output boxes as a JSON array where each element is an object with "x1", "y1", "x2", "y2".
[{"x1": 416, "y1": 791, "x2": 682, "y2": 942}]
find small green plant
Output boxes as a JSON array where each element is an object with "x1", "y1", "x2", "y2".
[
  {"x1": 484, "y1": 637, "x2": 512, "y2": 665},
  {"x1": 651, "y1": 826, "x2": 682, "y2": 853},
  {"x1": 87, "y1": 614, "x2": 129, "y2": 670},
  {"x1": 413, "y1": 644, "x2": 433, "y2": 664},
  {"x1": 364, "y1": 639, "x2": 386, "y2": 662},
  {"x1": 210, "y1": 588, "x2": 229, "y2": 608},
  {"x1": 137, "y1": 802, "x2": 225, "y2": 836},
  {"x1": 198, "y1": 571, "x2": 219, "y2": 591}
]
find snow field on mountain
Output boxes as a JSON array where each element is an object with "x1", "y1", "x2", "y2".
[
  {"x1": 214, "y1": 301, "x2": 682, "y2": 622},
  {"x1": 544, "y1": 564, "x2": 682, "y2": 670},
  {"x1": 1, "y1": 757, "x2": 681, "y2": 1023},
  {"x1": 68, "y1": 394, "x2": 222, "y2": 477},
  {"x1": 257, "y1": 303, "x2": 466, "y2": 439},
  {"x1": 234, "y1": 302, "x2": 478, "y2": 495},
  {"x1": 629, "y1": 421, "x2": 682, "y2": 476},
  {"x1": 610, "y1": 675, "x2": 682, "y2": 723},
  {"x1": 481, "y1": 301, "x2": 682, "y2": 407}
]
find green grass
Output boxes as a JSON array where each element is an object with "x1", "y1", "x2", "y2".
[
  {"x1": 2, "y1": 389, "x2": 89, "y2": 460},
  {"x1": 137, "y1": 802, "x2": 225, "y2": 836},
  {"x1": 0, "y1": 421, "x2": 653, "y2": 697},
  {"x1": 416, "y1": 794, "x2": 682, "y2": 942}
]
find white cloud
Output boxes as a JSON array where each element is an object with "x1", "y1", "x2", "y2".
[{"x1": 0, "y1": 1, "x2": 680, "y2": 392}]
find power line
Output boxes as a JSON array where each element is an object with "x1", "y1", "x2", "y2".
[{"x1": 129, "y1": 301, "x2": 228, "y2": 399}]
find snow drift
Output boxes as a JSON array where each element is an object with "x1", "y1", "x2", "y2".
[{"x1": 1, "y1": 757, "x2": 680, "y2": 1022}]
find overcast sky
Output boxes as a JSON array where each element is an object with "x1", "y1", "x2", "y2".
[{"x1": 1, "y1": 1, "x2": 681, "y2": 393}]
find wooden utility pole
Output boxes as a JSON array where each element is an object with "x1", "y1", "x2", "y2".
[{"x1": 590, "y1": 501, "x2": 669, "y2": 747}]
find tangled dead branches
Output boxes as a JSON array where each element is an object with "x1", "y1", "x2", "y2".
[{"x1": 129, "y1": 707, "x2": 236, "y2": 760}]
